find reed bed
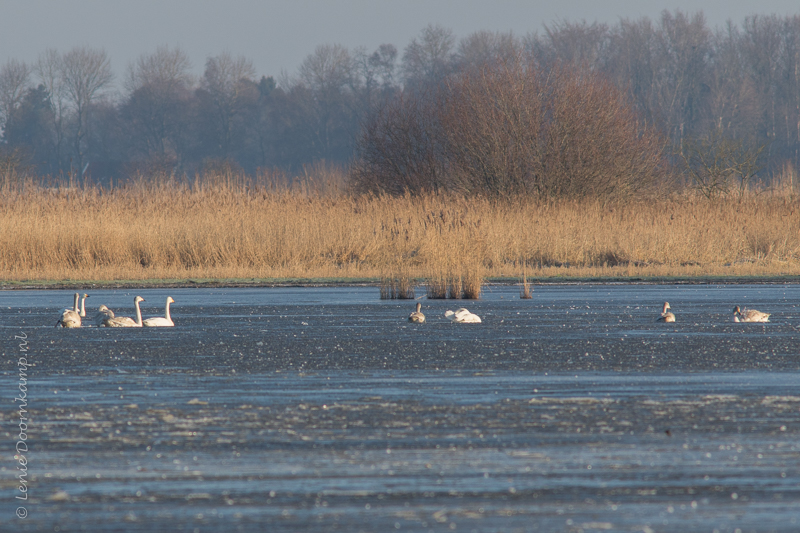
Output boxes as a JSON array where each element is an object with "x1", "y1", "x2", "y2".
[{"x1": 2, "y1": 174, "x2": 800, "y2": 283}]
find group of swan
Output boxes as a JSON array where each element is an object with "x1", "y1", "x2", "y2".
[
  {"x1": 407, "y1": 303, "x2": 482, "y2": 324},
  {"x1": 656, "y1": 301, "x2": 770, "y2": 323},
  {"x1": 57, "y1": 294, "x2": 770, "y2": 328},
  {"x1": 55, "y1": 294, "x2": 175, "y2": 328},
  {"x1": 56, "y1": 292, "x2": 89, "y2": 328},
  {"x1": 408, "y1": 301, "x2": 771, "y2": 325}
]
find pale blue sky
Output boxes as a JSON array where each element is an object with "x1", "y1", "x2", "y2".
[{"x1": 2, "y1": 0, "x2": 798, "y2": 86}]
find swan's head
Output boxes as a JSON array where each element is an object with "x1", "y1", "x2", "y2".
[
  {"x1": 135, "y1": 296, "x2": 145, "y2": 304},
  {"x1": 663, "y1": 302, "x2": 670, "y2": 310},
  {"x1": 98, "y1": 305, "x2": 109, "y2": 312},
  {"x1": 733, "y1": 305, "x2": 741, "y2": 314},
  {"x1": 167, "y1": 296, "x2": 175, "y2": 304},
  {"x1": 82, "y1": 293, "x2": 90, "y2": 299}
]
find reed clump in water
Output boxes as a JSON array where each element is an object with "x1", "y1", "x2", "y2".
[
  {"x1": 3, "y1": 168, "x2": 800, "y2": 282},
  {"x1": 520, "y1": 262, "x2": 533, "y2": 299},
  {"x1": 380, "y1": 272, "x2": 416, "y2": 299}
]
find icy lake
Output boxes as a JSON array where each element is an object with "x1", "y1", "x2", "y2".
[{"x1": 2, "y1": 283, "x2": 799, "y2": 532}]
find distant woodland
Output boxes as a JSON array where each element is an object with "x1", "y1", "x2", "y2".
[{"x1": 2, "y1": 10, "x2": 800, "y2": 194}]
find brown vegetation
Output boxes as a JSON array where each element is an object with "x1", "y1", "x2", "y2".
[
  {"x1": 2, "y1": 169, "x2": 800, "y2": 284},
  {"x1": 351, "y1": 58, "x2": 668, "y2": 200}
]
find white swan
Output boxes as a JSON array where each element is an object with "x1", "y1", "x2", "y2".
[
  {"x1": 445, "y1": 308, "x2": 481, "y2": 323},
  {"x1": 143, "y1": 296, "x2": 175, "y2": 327},
  {"x1": 60, "y1": 292, "x2": 80, "y2": 314},
  {"x1": 733, "y1": 305, "x2": 770, "y2": 323},
  {"x1": 56, "y1": 292, "x2": 82, "y2": 328},
  {"x1": 79, "y1": 293, "x2": 89, "y2": 317},
  {"x1": 408, "y1": 302, "x2": 425, "y2": 323},
  {"x1": 94, "y1": 304, "x2": 115, "y2": 326},
  {"x1": 102, "y1": 296, "x2": 145, "y2": 327},
  {"x1": 656, "y1": 302, "x2": 675, "y2": 322}
]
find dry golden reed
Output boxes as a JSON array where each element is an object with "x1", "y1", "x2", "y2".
[
  {"x1": 520, "y1": 262, "x2": 533, "y2": 299},
  {"x1": 2, "y1": 172, "x2": 800, "y2": 283}
]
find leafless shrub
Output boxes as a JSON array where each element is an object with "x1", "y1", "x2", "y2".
[
  {"x1": 680, "y1": 131, "x2": 767, "y2": 199},
  {"x1": 350, "y1": 90, "x2": 448, "y2": 195},
  {"x1": 352, "y1": 57, "x2": 669, "y2": 200}
]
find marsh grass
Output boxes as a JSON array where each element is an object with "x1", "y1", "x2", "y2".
[
  {"x1": 520, "y1": 262, "x2": 533, "y2": 299},
  {"x1": 380, "y1": 273, "x2": 416, "y2": 299},
  {"x1": 3, "y1": 170, "x2": 800, "y2": 284}
]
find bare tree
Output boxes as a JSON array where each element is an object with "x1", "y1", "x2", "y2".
[
  {"x1": 34, "y1": 49, "x2": 69, "y2": 174},
  {"x1": 123, "y1": 46, "x2": 194, "y2": 170},
  {"x1": 538, "y1": 21, "x2": 610, "y2": 69},
  {"x1": 125, "y1": 45, "x2": 193, "y2": 94},
  {"x1": 401, "y1": 24, "x2": 456, "y2": 89},
  {"x1": 604, "y1": 18, "x2": 658, "y2": 121},
  {"x1": 201, "y1": 52, "x2": 257, "y2": 158},
  {"x1": 454, "y1": 30, "x2": 520, "y2": 71},
  {"x1": 293, "y1": 45, "x2": 360, "y2": 161},
  {"x1": 353, "y1": 44, "x2": 398, "y2": 110},
  {"x1": 59, "y1": 46, "x2": 115, "y2": 176},
  {"x1": 0, "y1": 59, "x2": 31, "y2": 132},
  {"x1": 298, "y1": 44, "x2": 352, "y2": 95},
  {"x1": 706, "y1": 22, "x2": 757, "y2": 136},
  {"x1": 369, "y1": 44, "x2": 398, "y2": 90},
  {"x1": 680, "y1": 131, "x2": 767, "y2": 198},
  {"x1": 652, "y1": 11, "x2": 713, "y2": 146}
]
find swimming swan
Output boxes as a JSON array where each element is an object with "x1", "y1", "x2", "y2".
[
  {"x1": 55, "y1": 292, "x2": 82, "y2": 328},
  {"x1": 408, "y1": 302, "x2": 425, "y2": 323},
  {"x1": 94, "y1": 304, "x2": 115, "y2": 326},
  {"x1": 445, "y1": 308, "x2": 481, "y2": 323},
  {"x1": 102, "y1": 296, "x2": 145, "y2": 327},
  {"x1": 733, "y1": 305, "x2": 770, "y2": 323},
  {"x1": 79, "y1": 293, "x2": 89, "y2": 317},
  {"x1": 143, "y1": 296, "x2": 175, "y2": 327},
  {"x1": 656, "y1": 302, "x2": 675, "y2": 322}
]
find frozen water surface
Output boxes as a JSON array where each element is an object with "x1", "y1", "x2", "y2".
[{"x1": 1, "y1": 284, "x2": 799, "y2": 532}]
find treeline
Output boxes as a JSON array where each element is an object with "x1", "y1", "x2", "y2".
[{"x1": 1, "y1": 10, "x2": 799, "y2": 189}]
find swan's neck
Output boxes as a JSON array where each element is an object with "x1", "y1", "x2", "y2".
[
  {"x1": 73, "y1": 293, "x2": 80, "y2": 313},
  {"x1": 80, "y1": 296, "x2": 87, "y2": 317},
  {"x1": 134, "y1": 300, "x2": 143, "y2": 326},
  {"x1": 164, "y1": 301, "x2": 171, "y2": 322}
]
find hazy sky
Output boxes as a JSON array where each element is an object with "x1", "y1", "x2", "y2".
[{"x1": 2, "y1": 0, "x2": 798, "y2": 88}]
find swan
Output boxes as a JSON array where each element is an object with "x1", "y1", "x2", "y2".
[
  {"x1": 143, "y1": 296, "x2": 175, "y2": 327},
  {"x1": 102, "y1": 296, "x2": 145, "y2": 327},
  {"x1": 408, "y1": 302, "x2": 425, "y2": 323},
  {"x1": 55, "y1": 293, "x2": 82, "y2": 328},
  {"x1": 656, "y1": 302, "x2": 675, "y2": 322},
  {"x1": 733, "y1": 305, "x2": 770, "y2": 323},
  {"x1": 79, "y1": 293, "x2": 89, "y2": 317},
  {"x1": 60, "y1": 292, "x2": 80, "y2": 314},
  {"x1": 94, "y1": 304, "x2": 115, "y2": 326},
  {"x1": 445, "y1": 308, "x2": 481, "y2": 323}
]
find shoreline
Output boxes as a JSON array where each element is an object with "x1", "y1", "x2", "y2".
[{"x1": 3, "y1": 274, "x2": 800, "y2": 290}]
